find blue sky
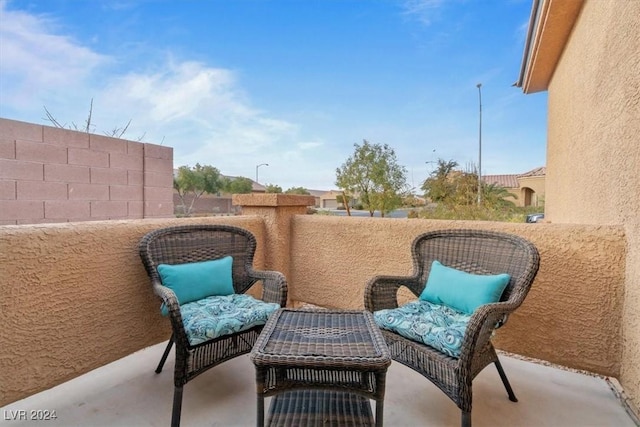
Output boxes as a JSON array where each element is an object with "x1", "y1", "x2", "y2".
[{"x1": 0, "y1": 0, "x2": 547, "y2": 191}]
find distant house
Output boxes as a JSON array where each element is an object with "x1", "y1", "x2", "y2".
[
  {"x1": 483, "y1": 166, "x2": 545, "y2": 207},
  {"x1": 317, "y1": 190, "x2": 340, "y2": 209},
  {"x1": 305, "y1": 189, "x2": 326, "y2": 208}
]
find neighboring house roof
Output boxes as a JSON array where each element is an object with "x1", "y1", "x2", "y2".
[
  {"x1": 518, "y1": 166, "x2": 546, "y2": 178},
  {"x1": 482, "y1": 166, "x2": 546, "y2": 189},
  {"x1": 483, "y1": 174, "x2": 519, "y2": 188},
  {"x1": 307, "y1": 189, "x2": 329, "y2": 198},
  {"x1": 320, "y1": 190, "x2": 342, "y2": 197}
]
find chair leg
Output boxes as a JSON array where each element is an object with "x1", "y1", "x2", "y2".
[
  {"x1": 462, "y1": 410, "x2": 471, "y2": 427},
  {"x1": 495, "y1": 359, "x2": 518, "y2": 402},
  {"x1": 156, "y1": 335, "x2": 174, "y2": 374},
  {"x1": 171, "y1": 386, "x2": 183, "y2": 427}
]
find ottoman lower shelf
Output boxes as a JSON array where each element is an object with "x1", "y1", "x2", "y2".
[{"x1": 267, "y1": 389, "x2": 374, "y2": 427}]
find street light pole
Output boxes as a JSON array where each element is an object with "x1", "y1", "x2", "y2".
[
  {"x1": 255, "y1": 163, "x2": 268, "y2": 183},
  {"x1": 476, "y1": 83, "x2": 482, "y2": 205}
]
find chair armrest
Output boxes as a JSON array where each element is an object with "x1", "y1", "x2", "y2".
[
  {"x1": 457, "y1": 302, "x2": 515, "y2": 367},
  {"x1": 248, "y1": 268, "x2": 288, "y2": 307},
  {"x1": 152, "y1": 280, "x2": 190, "y2": 348},
  {"x1": 364, "y1": 274, "x2": 422, "y2": 312}
]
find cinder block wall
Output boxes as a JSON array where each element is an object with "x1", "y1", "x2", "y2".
[{"x1": 0, "y1": 118, "x2": 173, "y2": 224}]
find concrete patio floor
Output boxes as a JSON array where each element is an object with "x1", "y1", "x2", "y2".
[{"x1": 1, "y1": 341, "x2": 637, "y2": 427}]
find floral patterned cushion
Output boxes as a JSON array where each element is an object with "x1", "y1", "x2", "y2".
[
  {"x1": 180, "y1": 294, "x2": 280, "y2": 346},
  {"x1": 373, "y1": 300, "x2": 471, "y2": 358}
]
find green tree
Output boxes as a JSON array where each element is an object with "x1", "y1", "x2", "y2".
[
  {"x1": 450, "y1": 166, "x2": 479, "y2": 207},
  {"x1": 284, "y1": 187, "x2": 310, "y2": 195},
  {"x1": 265, "y1": 184, "x2": 283, "y2": 193},
  {"x1": 173, "y1": 164, "x2": 223, "y2": 216},
  {"x1": 421, "y1": 160, "x2": 481, "y2": 207},
  {"x1": 421, "y1": 159, "x2": 459, "y2": 203},
  {"x1": 336, "y1": 140, "x2": 408, "y2": 217},
  {"x1": 417, "y1": 159, "x2": 518, "y2": 221},
  {"x1": 223, "y1": 176, "x2": 254, "y2": 194}
]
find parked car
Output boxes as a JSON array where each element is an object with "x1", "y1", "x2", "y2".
[{"x1": 526, "y1": 213, "x2": 545, "y2": 223}]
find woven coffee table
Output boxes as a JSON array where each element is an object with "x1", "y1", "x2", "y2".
[{"x1": 250, "y1": 308, "x2": 391, "y2": 427}]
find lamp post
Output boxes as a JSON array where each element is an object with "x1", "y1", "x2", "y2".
[
  {"x1": 476, "y1": 83, "x2": 482, "y2": 205},
  {"x1": 255, "y1": 163, "x2": 268, "y2": 183}
]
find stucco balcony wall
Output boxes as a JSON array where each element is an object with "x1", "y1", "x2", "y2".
[
  {"x1": 0, "y1": 210, "x2": 627, "y2": 409},
  {"x1": 289, "y1": 216, "x2": 625, "y2": 378},
  {"x1": 0, "y1": 216, "x2": 268, "y2": 406}
]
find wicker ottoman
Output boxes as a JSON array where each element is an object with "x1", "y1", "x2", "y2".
[
  {"x1": 250, "y1": 309, "x2": 391, "y2": 427},
  {"x1": 267, "y1": 389, "x2": 374, "y2": 426}
]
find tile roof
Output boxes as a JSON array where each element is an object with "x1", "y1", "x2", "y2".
[
  {"x1": 482, "y1": 174, "x2": 519, "y2": 188},
  {"x1": 518, "y1": 166, "x2": 546, "y2": 178},
  {"x1": 482, "y1": 166, "x2": 546, "y2": 188}
]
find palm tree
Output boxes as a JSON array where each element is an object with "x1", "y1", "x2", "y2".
[{"x1": 481, "y1": 184, "x2": 517, "y2": 209}]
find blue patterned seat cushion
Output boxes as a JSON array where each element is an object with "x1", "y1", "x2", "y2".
[
  {"x1": 180, "y1": 294, "x2": 280, "y2": 346},
  {"x1": 374, "y1": 300, "x2": 471, "y2": 358}
]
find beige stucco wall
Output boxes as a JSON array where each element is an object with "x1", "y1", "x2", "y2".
[
  {"x1": 545, "y1": 0, "x2": 640, "y2": 411},
  {"x1": 290, "y1": 216, "x2": 625, "y2": 376},
  {"x1": 0, "y1": 216, "x2": 267, "y2": 405},
  {"x1": 233, "y1": 194, "x2": 316, "y2": 288},
  {"x1": 0, "y1": 194, "x2": 629, "y2": 407}
]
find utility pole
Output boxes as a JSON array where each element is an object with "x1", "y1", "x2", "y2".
[{"x1": 476, "y1": 83, "x2": 483, "y2": 205}]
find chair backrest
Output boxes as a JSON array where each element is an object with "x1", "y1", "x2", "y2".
[
  {"x1": 139, "y1": 224, "x2": 258, "y2": 295},
  {"x1": 411, "y1": 229, "x2": 540, "y2": 307}
]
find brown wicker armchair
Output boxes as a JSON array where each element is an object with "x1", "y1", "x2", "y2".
[
  {"x1": 139, "y1": 225, "x2": 287, "y2": 427},
  {"x1": 364, "y1": 229, "x2": 540, "y2": 427}
]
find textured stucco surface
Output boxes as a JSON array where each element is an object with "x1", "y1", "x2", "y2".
[
  {"x1": 0, "y1": 196, "x2": 630, "y2": 407},
  {"x1": 290, "y1": 216, "x2": 625, "y2": 376},
  {"x1": 0, "y1": 216, "x2": 266, "y2": 405},
  {"x1": 545, "y1": 0, "x2": 640, "y2": 411},
  {"x1": 233, "y1": 194, "x2": 315, "y2": 302}
]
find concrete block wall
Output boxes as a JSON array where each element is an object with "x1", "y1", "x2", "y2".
[{"x1": 0, "y1": 118, "x2": 174, "y2": 224}]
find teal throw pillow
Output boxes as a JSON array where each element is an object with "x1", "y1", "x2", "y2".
[
  {"x1": 157, "y1": 256, "x2": 235, "y2": 312},
  {"x1": 419, "y1": 260, "x2": 510, "y2": 315}
]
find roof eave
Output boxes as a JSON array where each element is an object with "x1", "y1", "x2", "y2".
[{"x1": 515, "y1": 0, "x2": 585, "y2": 94}]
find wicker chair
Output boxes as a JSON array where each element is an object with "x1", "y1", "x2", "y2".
[
  {"x1": 364, "y1": 229, "x2": 540, "y2": 427},
  {"x1": 138, "y1": 225, "x2": 288, "y2": 427}
]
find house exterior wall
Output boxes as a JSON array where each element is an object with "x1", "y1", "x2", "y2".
[
  {"x1": 517, "y1": 175, "x2": 545, "y2": 207},
  {"x1": 319, "y1": 191, "x2": 341, "y2": 208},
  {"x1": 545, "y1": 0, "x2": 640, "y2": 411},
  {"x1": 0, "y1": 118, "x2": 174, "y2": 224}
]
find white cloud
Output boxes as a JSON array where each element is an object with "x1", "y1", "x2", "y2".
[
  {"x1": 401, "y1": 0, "x2": 445, "y2": 26},
  {"x1": 97, "y1": 60, "x2": 301, "y2": 171},
  {"x1": 298, "y1": 141, "x2": 323, "y2": 150},
  {"x1": 0, "y1": 1, "x2": 109, "y2": 109},
  {"x1": 0, "y1": 1, "x2": 312, "y2": 183}
]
